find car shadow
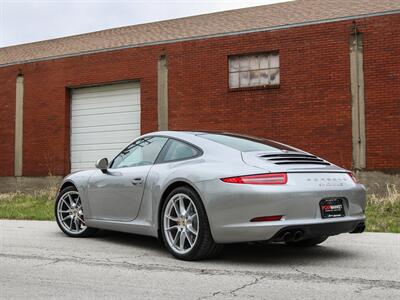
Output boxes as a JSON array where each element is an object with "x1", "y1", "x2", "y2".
[
  {"x1": 93, "y1": 230, "x2": 165, "y2": 253},
  {"x1": 216, "y1": 242, "x2": 356, "y2": 265},
  {"x1": 91, "y1": 230, "x2": 356, "y2": 265}
]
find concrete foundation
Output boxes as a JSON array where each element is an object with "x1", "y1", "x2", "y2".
[
  {"x1": 0, "y1": 176, "x2": 63, "y2": 193},
  {"x1": 0, "y1": 172, "x2": 398, "y2": 196},
  {"x1": 356, "y1": 171, "x2": 400, "y2": 196}
]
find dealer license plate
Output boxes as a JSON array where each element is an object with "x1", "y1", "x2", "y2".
[{"x1": 320, "y1": 198, "x2": 345, "y2": 218}]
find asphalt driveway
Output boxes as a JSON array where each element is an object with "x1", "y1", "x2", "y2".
[{"x1": 0, "y1": 220, "x2": 399, "y2": 299}]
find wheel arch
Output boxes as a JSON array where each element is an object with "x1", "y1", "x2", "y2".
[
  {"x1": 59, "y1": 180, "x2": 77, "y2": 192},
  {"x1": 157, "y1": 181, "x2": 203, "y2": 237}
]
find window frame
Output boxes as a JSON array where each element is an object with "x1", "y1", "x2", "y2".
[
  {"x1": 197, "y1": 132, "x2": 297, "y2": 152},
  {"x1": 155, "y1": 137, "x2": 203, "y2": 164},
  {"x1": 109, "y1": 136, "x2": 169, "y2": 169},
  {"x1": 227, "y1": 51, "x2": 280, "y2": 91},
  {"x1": 109, "y1": 135, "x2": 203, "y2": 169}
]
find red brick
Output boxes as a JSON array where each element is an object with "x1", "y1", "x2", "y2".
[{"x1": 0, "y1": 14, "x2": 399, "y2": 176}]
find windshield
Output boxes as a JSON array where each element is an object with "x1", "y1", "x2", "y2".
[{"x1": 198, "y1": 133, "x2": 298, "y2": 152}]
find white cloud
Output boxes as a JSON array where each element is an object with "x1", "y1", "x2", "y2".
[{"x1": 0, "y1": 0, "x2": 290, "y2": 47}]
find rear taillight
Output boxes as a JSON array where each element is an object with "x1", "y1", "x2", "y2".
[
  {"x1": 221, "y1": 173, "x2": 287, "y2": 185},
  {"x1": 348, "y1": 172, "x2": 357, "y2": 183}
]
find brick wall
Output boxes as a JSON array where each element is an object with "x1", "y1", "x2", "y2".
[
  {"x1": 362, "y1": 15, "x2": 400, "y2": 170},
  {"x1": 0, "y1": 66, "x2": 18, "y2": 176},
  {"x1": 0, "y1": 13, "x2": 399, "y2": 176}
]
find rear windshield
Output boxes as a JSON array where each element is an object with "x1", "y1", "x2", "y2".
[{"x1": 198, "y1": 133, "x2": 297, "y2": 152}]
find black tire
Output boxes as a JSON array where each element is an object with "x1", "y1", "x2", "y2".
[
  {"x1": 55, "y1": 186, "x2": 98, "y2": 238},
  {"x1": 286, "y1": 236, "x2": 328, "y2": 247},
  {"x1": 160, "y1": 186, "x2": 223, "y2": 261}
]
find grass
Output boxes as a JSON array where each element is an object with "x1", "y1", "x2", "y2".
[
  {"x1": 0, "y1": 187, "x2": 57, "y2": 221},
  {"x1": 365, "y1": 184, "x2": 400, "y2": 233},
  {"x1": 0, "y1": 185, "x2": 399, "y2": 233}
]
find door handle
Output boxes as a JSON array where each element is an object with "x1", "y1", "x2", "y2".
[{"x1": 131, "y1": 177, "x2": 144, "y2": 185}]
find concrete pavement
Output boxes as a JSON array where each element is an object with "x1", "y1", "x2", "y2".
[{"x1": 0, "y1": 220, "x2": 399, "y2": 299}]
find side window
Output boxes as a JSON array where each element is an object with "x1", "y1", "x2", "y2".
[
  {"x1": 111, "y1": 137, "x2": 167, "y2": 168},
  {"x1": 161, "y1": 139, "x2": 200, "y2": 163}
]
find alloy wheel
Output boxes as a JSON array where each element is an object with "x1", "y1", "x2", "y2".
[
  {"x1": 57, "y1": 191, "x2": 87, "y2": 235},
  {"x1": 163, "y1": 193, "x2": 199, "y2": 254}
]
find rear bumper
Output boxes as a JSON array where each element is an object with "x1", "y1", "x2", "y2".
[
  {"x1": 270, "y1": 219, "x2": 365, "y2": 243},
  {"x1": 211, "y1": 216, "x2": 366, "y2": 243},
  {"x1": 195, "y1": 175, "x2": 366, "y2": 243}
]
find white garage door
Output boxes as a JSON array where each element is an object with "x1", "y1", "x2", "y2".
[{"x1": 70, "y1": 82, "x2": 140, "y2": 172}]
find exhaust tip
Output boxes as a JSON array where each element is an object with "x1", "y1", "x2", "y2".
[
  {"x1": 293, "y1": 230, "x2": 304, "y2": 242},
  {"x1": 282, "y1": 231, "x2": 292, "y2": 242},
  {"x1": 351, "y1": 222, "x2": 365, "y2": 234}
]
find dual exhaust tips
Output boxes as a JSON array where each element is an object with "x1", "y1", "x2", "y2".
[
  {"x1": 278, "y1": 222, "x2": 365, "y2": 243},
  {"x1": 282, "y1": 230, "x2": 304, "y2": 243}
]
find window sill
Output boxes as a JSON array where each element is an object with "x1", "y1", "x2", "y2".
[{"x1": 228, "y1": 85, "x2": 280, "y2": 92}]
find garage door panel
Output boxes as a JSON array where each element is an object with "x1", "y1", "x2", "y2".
[
  {"x1": 72, "y1": 100, "x2": 140, "y2": 111},
  {"x1": 71, "y1": 130, "x2": 138, "y2": 145},
  {"x1": 72, "y1": 135, "x2": 139, "y2": 145},
  {"x1": 71, "y1": 149, "x2": 120, "y2": 163},
  {"x1": 71, "y1": 123, "x2": 140, "y2": 134},
  {"x1": 71, "y1": 112, "x2": 140, "y2": 128},
  {"x1": 71, "y1": 162, "x2": 98, "y2": 170},
  {"x1": 73, "y1": 82, "x2": 139, "y2": 97},
  {"x1": 71, "y1": 105, "x2": 140, "y2": 117},
  {"x1": 71, "y1": 82, "x2": 140, "y2": 172},
  {"x1": 71, "y1": 142, "x2": 128, "y2": 152},
  {"x1": 72, "y1": 89, "x2": 139, "y2": 101},
  {"x1": 72, "y1": 92, "x2": 140, "y2": 106},
  {"x1": 73, "y1": 88, "x2": 139, "y2": 99}
]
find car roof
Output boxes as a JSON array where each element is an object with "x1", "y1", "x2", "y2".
[
  {"x1": 141, "y1": 130, "x2": 274, "y2": 150},
  {"x1": 140, "y1": 131, "x2": 244, "y2": 158},
  {"x1": 145, "y1": 130, "x2": 262, "y2": 138}
]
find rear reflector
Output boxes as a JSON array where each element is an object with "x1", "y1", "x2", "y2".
[
  {"x1": 250, "y1": 215, "x2": 283, "y2": 222},
  {"x1": 221, "y1": 173, "x2": 287, "y2": 185}
]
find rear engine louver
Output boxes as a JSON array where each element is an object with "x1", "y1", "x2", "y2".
[{"x1": 260, "y1": 153, "x2": 331, "y2": 166}]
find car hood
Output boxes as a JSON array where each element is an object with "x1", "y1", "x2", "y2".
[{"x1": 241, "y1": 150, "x2": 346, "y2": 173}]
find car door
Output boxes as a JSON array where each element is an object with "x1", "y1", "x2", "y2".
[{"x1": 87, "y1": 136, "x2": 168, "y2": 221}]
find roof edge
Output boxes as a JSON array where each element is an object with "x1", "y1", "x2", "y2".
[
  {"x1": 0, "y1": 1, "x2": 294, "y2": 51},
  {"x1": 1, "y1": 8, "x2": 399, "y2": 68}
]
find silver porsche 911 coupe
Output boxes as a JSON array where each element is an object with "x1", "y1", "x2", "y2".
[{"x1": 55, "y1": 131, "x2": 366, "y2": 260}]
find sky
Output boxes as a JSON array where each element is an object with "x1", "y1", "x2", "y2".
[{"x1": 0, "y1": 0, "x2": 290, "y2": 48}]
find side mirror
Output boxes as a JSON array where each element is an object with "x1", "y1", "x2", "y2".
[{"x1": 95, "y1": 158, "x2": 109, "y2": 172}]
